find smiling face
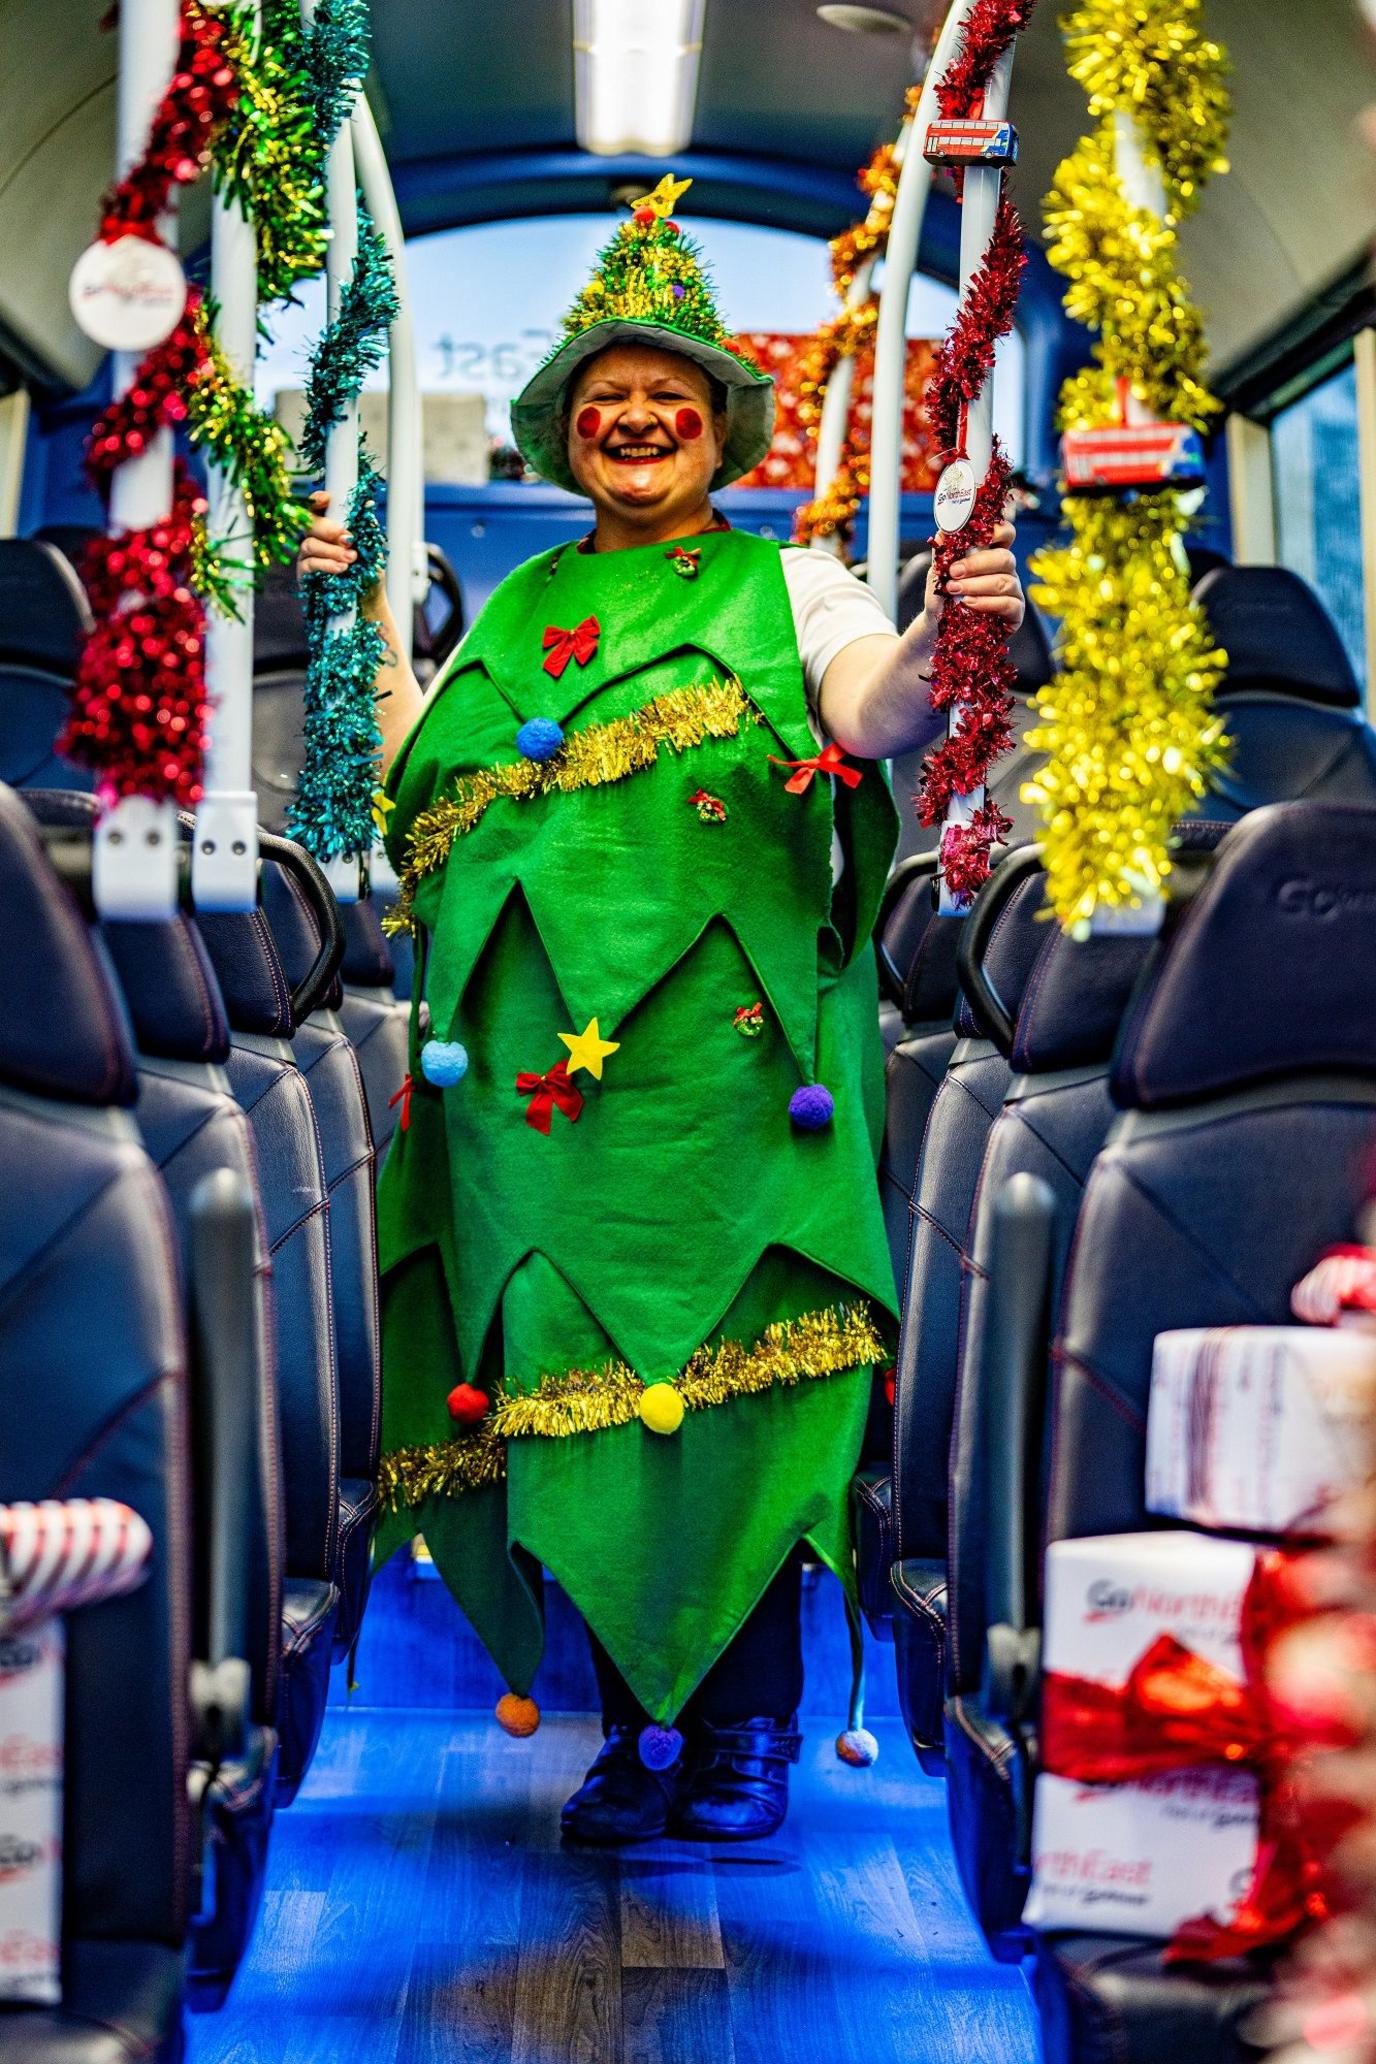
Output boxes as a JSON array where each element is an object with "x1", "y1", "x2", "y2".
[{"x1": 565, "y1": 344, "x2": 728, "y2": 536}]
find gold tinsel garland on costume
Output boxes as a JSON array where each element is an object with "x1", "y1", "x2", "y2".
[
  {"x1": 1025, "y1": 0, "x2": 1232, "y2": 931},
  {"x1": 385, "y1": 678, "x2": 759, "y2": 933},
  {"x1": 792, "y1": 100, "x2": 915, "y2": 550},
  {"x1": 378, "y1": 1302, "x2": 885, "y2": 1511}
]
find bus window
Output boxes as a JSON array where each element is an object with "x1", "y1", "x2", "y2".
[{"x1": 1271, "y1": 359, "x2": 1366, "y2": 687}]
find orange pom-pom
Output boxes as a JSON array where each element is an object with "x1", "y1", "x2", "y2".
[
  {"x1": 836, "y1": 1727, "x2": 879, "y2": 1767},
  {"x1": 447, "y1": 1382, "x2": 489, "y2": 1425},
  {"x1": 495, "y1": 1693, "x2": 541, "y2": 1738}
]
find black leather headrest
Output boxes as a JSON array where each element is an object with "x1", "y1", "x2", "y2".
[
  {"x1": 257, "y1": 833, "x2": 345, "y2": 1018},
  {"x1": 1012, "y1": 821, "x2": 1231, "y2": 1073},
  {"x1": 340, "y1": 897, "x2": 396, "y2": 988},
  {"x1": 21, "y1": 789, "x2": 230, "y2": 1064},
  {"x1": 0, "y1": 784, "x2": 136, "y2": 1104},
  {"x1": 1114, "y1": 800, "x2": 1376, "y2": 1109},
  {"x1": 955, "y1": 852, "x2": 1047, "y2": 1050},
  {"x1": 195, "y1": 905, "x2": 295, "y2": 1038},
  {"x1": 0, "y1": 538, "x2": 92, "y2": 673},
  {"x1": 1196, "y1": 565, "x2": 1360, "y2": 709}
]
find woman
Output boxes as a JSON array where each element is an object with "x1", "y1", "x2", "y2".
[{"x1": 299, "y1": 185, "x2": 1025, "y2": 1846}]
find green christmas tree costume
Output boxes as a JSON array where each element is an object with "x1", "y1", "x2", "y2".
[
  {"x1": 375, "y1": 525, "x2": 901, "y2": 1724},
  {"x1": 373, "y1": 186, "x2": 901, "y2": 1727}
]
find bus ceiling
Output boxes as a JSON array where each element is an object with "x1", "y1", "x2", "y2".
[{"x1": 0, "y1": 0, "x2": 1372, "y2": 395}]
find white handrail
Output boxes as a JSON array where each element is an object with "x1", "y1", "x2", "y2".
[
  {"x1": 193, "y1": 0, "x2": 261, "y2": 913},
  {"x1": 94, "y1": 0, "x2": 181, "y2": 920},
  {"x1": 808, "y1": 110, "x2": 917, "y2": 560},
  {"x1": 864, "y1": 0, "x2": 979, "y2": 622},
  {"x1": 351, "y1": 94, "x2": 425, "y2": 661}
]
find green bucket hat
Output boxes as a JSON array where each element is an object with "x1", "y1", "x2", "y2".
[{"x1": 512, "y1": 177, "x2": 775, "y2": 496}]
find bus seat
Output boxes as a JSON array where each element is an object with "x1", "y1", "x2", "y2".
[
  {"x1": 19, "y1": 789, "x2": 285, "y2": 2004},
  {"x1": 1024, "y1": 801, "x2": 1376, "y2": 2058},
  {"x1": 193, "y1": 889, "x2": 341, "y2": 1805},
  {"x1": 878, "y1": 852, "x2": 1046, "y2": 1748},
  {"x1": 336, "y1": 897, "x2": 410, "y2": 1167},
  {"x1": 0, "y1": 538, "x2": 92, "y2": 792},
  {"x1": 940, "y1": 826, "x2": 1228, "y2": 1956},
  {"x1": 258, "y1": 841, "x2": 381, "y2": 1659},
  {"x1": 1195, "y1": 564, "x2": 1376, "y2": 814},
  {"x1": 0, "y1": 783, "x2": 189, "y2": 2061}
]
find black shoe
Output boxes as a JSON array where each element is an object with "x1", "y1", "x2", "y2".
[
  {"x1": 671, "y1": 1716, "x2": 803, "y2": 1842},
  {"x1": 560, "y1": 1725, "x2": 691, "y2": 1846}
]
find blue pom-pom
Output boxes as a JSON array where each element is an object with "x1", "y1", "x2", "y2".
[
  {"x1": 421, "y1": 1038, "x2": 469, "y2": 1087},
  {"x1": 516, "y1": 718, "x2": 565, "y2": 762},
  {"x1": 638, "y1": 1723, "x2": 684, "y2": 1772},
  {"x1": 789, "y1": 1084, "x2": 835, "y2": 1131}
]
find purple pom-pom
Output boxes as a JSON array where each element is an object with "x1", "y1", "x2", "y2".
[
  {"x1": 516, "y1": 717, "x2": 565, "y2": 762},
  {"x1": 789, "y1": 1084, "x2": 835, "y2": 1131},
  {"x1": 638, "y1": 1723, "x2": 684, "y2": 1772}
]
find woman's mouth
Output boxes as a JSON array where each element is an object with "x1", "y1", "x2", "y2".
[{"x1": 606, "y1": 443, "x2": 674, "y2": 465}]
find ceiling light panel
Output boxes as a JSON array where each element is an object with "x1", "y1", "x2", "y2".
[{"x1": 573, "y1": 0, "x2": 706, "y2": 157}]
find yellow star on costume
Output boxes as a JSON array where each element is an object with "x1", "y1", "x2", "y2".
[
  {"x1": 558, "y1": 1017, "x2": 621, "y2": 1080},
  {"x1": 371, "y1": 787, "x2": 396, "y2": 835},
  {"x1": 628, "y1": 173, "x2": 693, "y2": 219}
]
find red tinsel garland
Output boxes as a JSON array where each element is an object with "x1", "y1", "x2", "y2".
[
  {"x1": 85, "y1": 292, "x2": 204, "y2": 481},
  {"x1": 58, "y1": 462, "x2": 210, "y2": 807},
  {"x1": 913, "y1": 0, "x2": 1037, "y2": 902},
  {"x1": 100, "y1": 2, "x2": 237, "y2": 243},
  {"x1": 935, "y1": 0, "x2": 1037, "y2": 121}
]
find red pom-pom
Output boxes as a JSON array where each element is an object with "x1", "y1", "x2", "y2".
[
  {"x1": 633, "y1": 208, "x2": 656, "y2": 227},
  {"x1": 447, "y1": 1383, "x2": 489, "y2": 1426},
  {"x1": 664, "y1": 219, "x2": 681, "y2": 235}
]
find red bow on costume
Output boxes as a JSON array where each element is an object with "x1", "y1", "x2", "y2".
[
  {"x1": 1041, "y1": 1552, "x2": 1351, "y2": 1964},
  {"x1": 768, "y1": 741, "x2": 863, "y2": 794},
  {"x1": 388, "y1": 1073, "x2": 414, "y2": 1133},
  {"x1": 516, "y1": 1060, "x2": 585, "y2": 1135},
  {"x1": 542, "y1": 616, "x2": 601, "y2": 679}
]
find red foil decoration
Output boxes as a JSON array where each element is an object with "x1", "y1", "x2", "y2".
[
  {"x1": 99, "y1": 2, "x2": 238, "y2": 243},
  {"x1": 59, "y1": 461, "x2": 210, "y2": 808},
  {"x1": 1040, "y1": 1550, "x2": 1350, "y2": 1964},
  {"x1": 84, "y1": 290, "x2": 205, "y2": 482},
  {"x1": 935, "y1": 0, "x2": 1038, "y2": 122}
]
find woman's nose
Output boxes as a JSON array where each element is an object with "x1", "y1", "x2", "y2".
[{"x1": 618, "y1": 398, "x2": 656, "y2": 431}]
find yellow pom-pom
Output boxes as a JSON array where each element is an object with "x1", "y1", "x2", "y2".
[
  {"x1": 638, "y1": 1382, "x2": 685, "y2": 1436},
  {"x1": 495, "y1": 1693, "x2": 540, "y2": 1738}
]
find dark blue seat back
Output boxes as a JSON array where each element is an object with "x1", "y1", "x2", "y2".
[
  {"x1": 0, "y1": 783, "x2": 191, "y2": 1986},
  {"x1": 0, "y1": 539, "x2": 93, "y2": 791}
]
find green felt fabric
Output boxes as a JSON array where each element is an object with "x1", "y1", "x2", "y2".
[{"x1": 377, "y1": 529, "x2": 901, "y2": 1720}]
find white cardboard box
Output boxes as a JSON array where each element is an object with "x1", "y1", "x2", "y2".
[
  {"x1": 1027, "y1": 1532, "x2": 1261, "y2": 1942},
  {"x1": 0, "y1": 1618, "x2": 62, "y2": 2004},
  {"x1": 1147, "y1": 1326, "x2": 1376, "y2": 1537}
]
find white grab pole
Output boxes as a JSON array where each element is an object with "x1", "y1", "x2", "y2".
[
  {"x1": 809, "y1": 111, "x2": 918, "y2": 560},
  {"x1": 350, "y1": 93, "x2": 425, "y2": 659},
  {"x1": 865, "y1": 0, "x2": 979, "y2": 622},
  {"x1": 194, "y1": 0, "x2": 261, "y2": 914},
  {"x1": 935, "y1": 41, "x2": 1014, "y2": 915},
  {"x1": 303, "y1": 0, "x2": 363, "y2": 903},
  {"x1": 95, "y1": 0, "x2": 181, "y2": 921}
]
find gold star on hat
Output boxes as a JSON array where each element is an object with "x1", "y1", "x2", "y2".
[
  {"x1": 628, "y1": 173, "x2": 693, "y2": 218},
  {"x1": 558, "y1": 1017, "x2": 621, "y2": 1080}
]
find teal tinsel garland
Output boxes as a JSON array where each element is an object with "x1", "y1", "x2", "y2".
[
  {"x1": 300, "y1": 214, "x2": 399, "y2": 475},
  {"x1": 287, "y1": 458, "x2": 388, "y2": 861},
  {"x1": 296, "y1": 0, "x2": 371, "y2": 146}
]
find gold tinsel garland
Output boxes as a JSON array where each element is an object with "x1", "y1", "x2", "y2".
[
  {"x1": 378, "y1": 1303, "x2": 885, "y2": 1511},
  {"x1": 385, "y1": 679, "x2": 758, "y2": 933},
  {"x1": 1025, "y1": 0, "x2": 1232, "y2": 930}
]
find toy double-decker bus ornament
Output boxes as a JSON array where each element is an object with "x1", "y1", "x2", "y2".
[
  {"x1": 1062, "y1": 419, "x2": 1206, "y2": 493},
  {"x1": 923, "y1": 117, "x2": 1019, "y2": 167}
]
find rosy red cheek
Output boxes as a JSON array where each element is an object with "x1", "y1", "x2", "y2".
[
  {"x1": 575, "y1": 407, "x2": 602, "y2": 440},
  {"x1": 675, "y1": 407, "x2": 704, "y2": 442}
]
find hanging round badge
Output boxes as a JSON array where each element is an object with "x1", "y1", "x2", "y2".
[
  {"x1": 933, "y1": 457, "x2": 977, "y2": 534},
  {"x1": 69, "y1": 236, "x2": 186, "y2": 352}
]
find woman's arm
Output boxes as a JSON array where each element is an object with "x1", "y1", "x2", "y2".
[
  {"x1": 296, "y1": 492, "x2": 427, "y2": 780},
  {"x1": 817, "y1": 523, "x2": 1025, "y2": 762}
]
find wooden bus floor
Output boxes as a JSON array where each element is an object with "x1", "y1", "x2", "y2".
[{"x1": 185, "y1": 1701, "x2": 1037, "y2": 2064}]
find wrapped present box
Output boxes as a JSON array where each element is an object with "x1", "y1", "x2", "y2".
[
  {"x1": 0, "y1": 1619, "x2": 62, "y2": 2005},
  {"x1": 1147, "y1": 1326, "x2": 1376, "y2": 1538},
  {"x1": 1026, "y1": 1532, "x2": 1272, "y2": 1947}
]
